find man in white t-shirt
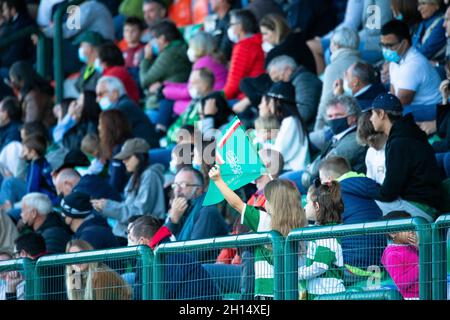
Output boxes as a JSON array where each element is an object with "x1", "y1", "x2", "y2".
[{"x1": 381, "y1": 20, "x2": 441, "y2": 107}]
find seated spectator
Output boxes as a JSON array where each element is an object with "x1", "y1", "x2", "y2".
[
  {"x1": 301, "y1": 179, "x2": 345, "y2": 299},
  {"x1": 356, "y1": 112, "x2": 387, "y2": 184},
  {"x1": 139, "y1": 20, "x2": 191, "y2": 95},
  {"x1": 8, "y1": 61, "x2": 55, "y2": 129},
  {"x1": 365, "y1": 93, "x2": 443, "y2": 221},
  {"x1": 140, "y1": 0, "x2": 168, "y2": 43},
  {"x1": 259, "y1": 14, "x2": 317, "y2": 74},
  {"x1": 413, "y1": 0, "x2": 446, "y2": 61},
  {"x1": 91, "y1": 138, "x2": 166, "y2": 240},
  {"x1": 311, "y1": 28, "x2": 361, "y2": 150},
  {"x1": 0, "y1": 213, "x2": 18, "y2": 253},
  {"x1": 223, "y1": 9, "x2": 265, "y2": 101},
  {"x1": 118, "y1": 17, "x2": 146, "y2": 69},
  {"x1": 267, "y1": 55, "x2": 322, "y2": 131},
  {"x1": 283, "y1": 95, "x2": 367, "y2": 194},
  {"x1": 258, "y1": 81, "x2": 310, "y2": 171},
  {"x1": 72, "y1": 31, "x2": 107, "y2": 94},
  {"x1": 207, "y1": 0, "x2": 234, "y2": 62},
  {"x1": 60, "y1": 192, "x2": 120, "y2": 250},
  {"x1": 381, "y1": 211, "x2": 419, "y2": 300},
  {"x1": 333, "y1": 61, "x2": 387, "y2": 111},
  {"x1": 318, "y1": 157, "x2": 385, "y2": 272},
  {"x1": 391, "y1": 0, "x2": 422, "y2": 31},
  {"x1": 164, "y1": 167, "x2": 229, "y2": 241},
  {"x1": 80, "y1": 134, "x2": 105, "y2": 176},
  {"x1": 96, "y1": 42, "x2": 141, "y2": 103},
  {"x1": 96, "y1": 76, "x2": 158, "y2": 148},
  {"x1": 381, "y1": 20, "x2": 442, "y2": 107},
  {"x1": 208, "y1": 165, "x2": 307, "y2": 298},
  {"x1": 253, "y1": 115, "x2": 280, "y2": 147},
  {"x1": 65, "y1": 239, "x2": 132, "y2": 300},
  {"x1": 162, "y1": 31, "x2": 228, "y2": 117},
  {"x1": 197, "y1": 92, "x2": 234, "y2": 141},
  {"x1": 97, "y1": 109, "x2": 132, "y2": 194},
  {"x1": 19, "y1": 192, "x2": 72, "y2": 254}
]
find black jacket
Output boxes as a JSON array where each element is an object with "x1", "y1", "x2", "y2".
[
  {"x1": 0, "y1": 121, "x2": 21, "y2": 152},
  {"x1": 370, "y1": 114, "x2": 443, "y2": 208},
  {"x1": 356, "y1": 83, "x2": 387, "y2": 112},
  {"x1": 36, "y1": 212, "x2": 73, "y2": 254},
  {"x1": 73, "y1": 214, "x2": 120, "y2": 250},
  {"x1": 265, "y1": 31, "x2": 317, "y2": 74},
  {"x1": 114, "y1": 95, "x2": 159, "y2": 148},
  {"x1": 432, "y1": 103, "x2": 450, "y2": 153}
]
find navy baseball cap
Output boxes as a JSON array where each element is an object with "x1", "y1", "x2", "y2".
[{"x1": 363, "y1": 93, "x2": 403, "y2": 113}]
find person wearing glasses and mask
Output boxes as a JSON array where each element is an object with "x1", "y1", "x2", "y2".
[
  {"x1": 164, "y1": 166, "x2": 228, "y2": 242},
  {"x1": 91, "y1": 138, "x2": 166, "y2": 243}
]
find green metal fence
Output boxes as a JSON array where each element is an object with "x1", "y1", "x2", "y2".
[
  {"x1": 153, "y1": 232, "x2": 284, "y2": 300},
  {"x1": 284, "y1": 217, "x2": 431, "y2": 300},
  {"x1": 34, "y1": 246, "x2": 152, "y2": 300},
  {"x1": 0, "y1": 258, "x2": 35, "y2": 300},
  {"x1": 432, "y1": 214, "x2": 450, "y2": 300}
]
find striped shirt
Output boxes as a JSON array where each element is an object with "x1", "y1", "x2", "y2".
[{"x1": 298, "y1": 237, "x2": 346, "y2": 296}]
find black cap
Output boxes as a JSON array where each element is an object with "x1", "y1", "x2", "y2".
[
  {"x1": 266, "y1": 81, "x2": 296, "y2": 105},
  {"x1": 363, "y1": 93, "x2": 403, "y2": 113},
  {"x1": 54, "y1": 150, "x2": 90, "y2": 174},
  {"x1": 60, "y1": 192, "x2": 93, "y2": 219}
]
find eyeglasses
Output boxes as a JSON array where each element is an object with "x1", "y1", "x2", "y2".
[
  {"x1": 380, "y1": 41, "x2": 402, "y2": 50},
  {"x1": 171, "y1": 182, "x2": 201, "y2": 189},
  {"x1": 229, "y1": 21, "x2": 240, "y2": 26}
]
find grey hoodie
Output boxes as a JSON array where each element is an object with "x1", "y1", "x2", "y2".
[{"x1": 102, "y1": 164, "x2": 166, "y2": 238}]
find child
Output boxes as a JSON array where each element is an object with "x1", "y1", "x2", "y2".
[
  {"x1": 119, "y1": 17, "x2": 146, "y2": 69},
  {"x1": 209, "y1": 165, "x2": 307, "y2": 298},
  {"x1": 299, "y1": 179, "x2": 346, "y2": 299},
  {"x1": 254, "y1": 115, "x2": 280, "y2": 148},
  {"x1": 381, "y1": 211, "x2": 419, "y2": 300},
  {"x1": 80, "y1": 133, "x2": 105, "y2": 176}
]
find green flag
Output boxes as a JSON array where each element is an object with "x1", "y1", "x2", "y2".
[{"x1": 203, "y1": 117, "x2": 267, "y2": 206}]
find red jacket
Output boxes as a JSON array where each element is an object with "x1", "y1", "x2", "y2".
[
  {"x1": 224, "y1": 33, "x2": 265, "y2": 100},
  {"x1": 104, "y1": 66, "x2": 140, "y2": 103}
]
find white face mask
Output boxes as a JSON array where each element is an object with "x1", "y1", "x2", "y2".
[
  {"x1": 99, "y1": 96, "x2": 112, "y2": 111},
  {"x1": 343, "y1": 78, "x2": 353, "y2": 96},
  {"x1": 94, "y1": 58, "x2": 103, "y2": 73},
  {"x1": 227, "y1": 27, "x2": 239, "y2": 43},
  {"x1": 187, "y1": 48, "x2": 197, "y2": 63},
  {"x1": 188, "y1": 87, "x2": 200, "y2": 99},
  {"x1": 262, "y1": 41, "x2": 274, "y2": 53},
  {"x1": 169, "y1": 158, "x2": 178, "y2": 174}
]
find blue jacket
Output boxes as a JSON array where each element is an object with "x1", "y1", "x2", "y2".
[
  {"x1": 72, "y1": 214, "x2": 120, "y2": 250},
  {"x1": 73, "y1": 174, "x2": 122, "y2": 201},
  {"x1": 0, "y1": 121, "x2": 21, "y2": 152},
  {"x1": 108, "y1": 144, "x2": 129, "y2": 195},
  {"x1": 412, "y1": 12, "x2": 446, "y2": 60},
  {"x1": 356, "y1": 83, "x2": 387, "y2": 112},
  {"x1": 26, "y1": 158, "x2": 58, "y2": 205},
  {"x1": 338, "y1": 174, "x2": 385, "y2": 268}
]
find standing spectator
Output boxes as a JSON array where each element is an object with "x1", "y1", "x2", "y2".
[
  {"x1": 208, "y1": 0, "x2": 234, "y2": 62},
  {"x1": 141, "y1": 0, "x2": 168, "y2": 43},
  {"x1": 91, "y1": 138, "x2": 166, "y2": 240},
  {"x1": 366, "y1": 93, "x2": 443, "y2": 221},
  {"x1": 19, "y1": 193, "x2": 72, "y2": 254},
  {"x1": 8, "y1": 61, "x2": 55, "y2": 129},
  {"x1": 381, "y1": 20, "x2": 442, "y2": 107},
  {"x1": 96, "y1": 42, "x2": 141, "y2": 103},
  {"x1": 60, "y1": 192, "x2": 120, "y2": 250},
  {"x1": 96, "y1": 76, "x2": 158, "y2": 148},
  {"x1": 224, "y1": 9, "x2": 265, "y2": 101},
  {"x1": 97, "y1": 109, "x2": 132, "y2": 194}
]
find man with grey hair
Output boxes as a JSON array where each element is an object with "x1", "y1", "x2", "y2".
[
  {"x1": 19, "y1": 193, "x2": 72, "y2": 254},
  {"x1": 96, "y1": 76, "x2": 158, "y2": 148},
  {"x1": 267, "y1": 55, "x2": 322, "y2": 131},
  {"x1": 334, "y1": 61, "x2": 387, "y2": 110},
  {"x1": 281, "y1": 95, "x2": 367, "y2": 192},
  {"x1": 311, "y1": 28, "x2": 362, "y2": 150}
]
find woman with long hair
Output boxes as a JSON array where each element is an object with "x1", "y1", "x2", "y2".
[
  {"x1": 98, "y1": 109, "x2": 132, "y2": 194},
  {"x1": 65, "y1": 239, "x2": 132, "y2": 300},
  {"x1": 91, "y1": 138, "x2": 166, "y2": 241}
]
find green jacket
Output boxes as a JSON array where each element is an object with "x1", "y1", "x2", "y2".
[
  {"x1": 139, "y1": 40, "x2": 192, "y2": 88},
  {"x1": 119, "y1": 0, "x2": 144, "y2": 19},
  {"x1": 166, "y1": 100, "x2": 200, "y2": 144}
]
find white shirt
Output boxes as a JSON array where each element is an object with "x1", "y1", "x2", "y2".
[
  {"x1": 365, "y1": 146, "x2": 386, "y2": 184},
  {"x1": 389, "y1": 47, "x2": 442, "y2": 106}
]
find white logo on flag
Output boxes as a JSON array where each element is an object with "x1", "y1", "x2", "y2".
[{"x1": 226, "y1": 151, "x2": 242, "y2": 175}]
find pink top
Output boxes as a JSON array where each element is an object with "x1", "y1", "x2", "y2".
[
  {"x1": 381, "y1": 244, "x2": 419, "y2": 299},
  {"x1": 162, "y1": 55, "x2": 228, "y2": 115}
]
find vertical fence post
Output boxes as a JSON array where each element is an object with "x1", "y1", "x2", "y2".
[
  {"x1": 432, "y1": 216, "x2": 449, "y2": 300},
  {"x1": 138, "y1": 246, "x2": 153, "y2": 300},
  {"x1": 152, "y1": 249, "x2": 164, "y2": 300},
  {"x1": 271, "y1": 231, "x2": 284, "y2": 300},
  {"x1": 414, "y1": 217, "x2": 432, "y2": 300},
  {"x1": 284, "y1": 235, "x2": 299, "y2": 300},
  {"x1": 36, "y1": 32, "x2": 51, "y2": 80},
  {"x1": 22, "y1": 258, "x2": 36, "y2": 301}
]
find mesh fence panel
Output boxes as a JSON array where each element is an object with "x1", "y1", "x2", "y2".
[{"x1": 0, "y1": 258, "x2": 35, "y2": 300}]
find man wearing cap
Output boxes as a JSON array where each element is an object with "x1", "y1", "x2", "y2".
[
  {"x1": 61, "y1": 192, "x2": 120, "y2": 250},
  {"x1": 141, "y1": 0, "x2": 168, "y2": 43},
  {"x1": 365, "y1": 93, "x2": 443, "y2": 222}
]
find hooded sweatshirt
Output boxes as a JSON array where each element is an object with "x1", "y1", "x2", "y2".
[
  {"x1": 368, "y1": 114, "x2": 443, "y2": 209},
  {"x1": 73, "y1": 214, "x2": 119, "y2": 250}
]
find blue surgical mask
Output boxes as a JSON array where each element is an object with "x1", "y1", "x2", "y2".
[
  {"x1": 99, "y1": 96, "x2": 112, "y2": 111},
  {"x1": 151, "y1": 39, "x2": 159, "y2": 56},
  {"x1": 382, "y1": 48, "x2": 401, "y2": 64},
  {"x1": 78, "y1": 47, "x2": 88, "y2": 64},
  {"x1": 394, "y1": 13, "x2": 403, "y2": 21},
  {"x1": 328, "y1": 117, "x2": 349, "y2": 135},
  {"x1": 193, "y1": 163, "x2": 202, "y2": 171},
  {"x1": 94, "y1": 58, "x2": 103, "y2": 73},
  {"x1": 227, "y1": 27, "x2": 239, "y2": 43}
]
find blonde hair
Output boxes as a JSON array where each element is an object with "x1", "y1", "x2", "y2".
[
  {"x1": 259, "y1": 14, "x2": 291, "y2": 44},
  {"x1": 81, "y1": 133, "x2": 100, "y2": 156},
  {"x1": 189, "y1": 31, "x2": 224, "y2": 64},
  {"x1": 264, "y1": 179, "x2": 307, "y2": 237},
  {"x1": 65, "y1": 240, "x2": 132, "y2": 300}
]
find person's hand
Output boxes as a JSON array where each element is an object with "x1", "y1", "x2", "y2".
[
  {"x1": 149, "y1": 82, "x2": 162, "y2": 94},
  {"x1": 208, "y1": 165, "x2": 222, "y2": 182},
  {"x1": 31, "y1": 34, "x2": 38, "y2": 46},
  {"x1": 407, "y1": 232, "x2": 418, "y2": 247},
  {"x1": 144, "y1": 42, "x2": 153, "y2": 60},
  {"x1": 53, "y1": 104, "x2": 63, "y2": 122},
  {"x1": 90, "y1": 199, "x2": 107, "y2": 212},
  {"x1": 1, "y1": 200, "x2": 12, "y2": 212},
  {"x1": 68, "y1": 100, "x2": 83, "y2": 122},
  {"x1": 439, "y1": 79, "x2": 450, "y2": 105},
  {"x1": 418, "y1": 120, "x2": 437, "y2": 135},
  {"x1": 169, "y1": 197, "x2": 188, "y2": 224},
  {"x1": 333, "y1": 78, "x2": 344, "y2": 96},
  {"x1": 5, "y1": 271, "x2": 23, "y2": 293},
  {"x1": 204, "y1": 98, "x2": 218, "y2": 116}
]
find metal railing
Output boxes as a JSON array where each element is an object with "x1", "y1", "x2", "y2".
[
  {"x1": 432, "y1": 214, "x2": 450, "y2": 300},
  {"x1": 0, "y1": 258, "x2": 35, "y2": 300}
]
